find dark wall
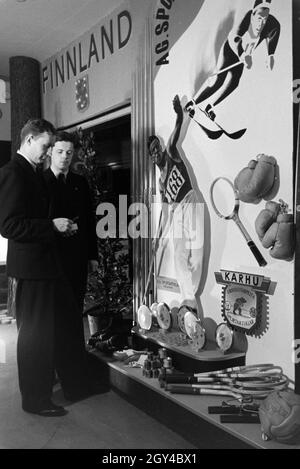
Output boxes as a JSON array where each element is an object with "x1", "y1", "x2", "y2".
[
  {"x1": 9, "y1": 56, "x2": 41, "y2": 158},
  {"x1": 0, "y1": 140, "x2": 11, "y2": 167}
]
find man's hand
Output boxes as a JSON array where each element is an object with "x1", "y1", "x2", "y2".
[
  {"x1": 88, "y1": 259, "x2": 99, "y2": 273},
  {"x1": 52, "y1": 218, "x2": 77, "y2": 237},
  {"x1": 173, "y1": 94, "x2": 183, "y2": 115}
]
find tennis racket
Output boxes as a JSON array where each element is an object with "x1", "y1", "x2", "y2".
[
  {"x1": 210, "y1": 177, "x2": 267, "y2": 267},
  {"x1": 166, "y1": 376, "x2": 288, "y2": 400}
]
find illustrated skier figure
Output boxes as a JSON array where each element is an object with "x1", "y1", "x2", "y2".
[{"x1": 185, "y1": 0, "x2": 281, "y2": 122}]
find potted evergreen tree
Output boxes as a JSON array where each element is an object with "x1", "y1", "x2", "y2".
[{"x1": 73, "y1": 128, "x2": 132, "y2": 345}]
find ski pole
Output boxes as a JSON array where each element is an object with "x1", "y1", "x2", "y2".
[{"x1": 208, "y1": 60, "x2": 244, "y2": 79}]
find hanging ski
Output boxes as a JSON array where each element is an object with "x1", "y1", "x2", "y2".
[
  {"x1": 189, "y1": 111, "x2": 224, "y2": 140},
  {"x1": 200, "y1": 106, "x2": 247, "y2": 140},
  {"x1": 188, "y1": 104, "x2": 247, "y2": 140}
]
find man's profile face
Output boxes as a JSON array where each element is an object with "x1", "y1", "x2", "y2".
[
  {"x1": 251, "y1": 8, "x2": 269, "y2": 35},
  {"x1": 51, "y1": 140, "x2": 74, "y2": 173},
  {"x1": 29, "y1": 132, "x2": 54, "y2": 166},
  {"x1": 149, "y1": 138, "x2": 163, "y2": 166}
]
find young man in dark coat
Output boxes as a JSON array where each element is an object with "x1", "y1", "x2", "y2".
[
  {"x1": 44, "y1": 131, "x2": 103, "y2": 400},
  {"x1": 0, "y1": 119, "x2": 79, "y2": 416},
  {"x1": 44, "y1": 130, "x2": 98, "y2": 313}
]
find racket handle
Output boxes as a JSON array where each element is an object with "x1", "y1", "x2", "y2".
[
  {"x1": 247, "y1": 241, "x2": 267, "y2": 267},
  {"x1": 167, "y1": 386, "x2": 223, "y2": 396},
  {"x1": 165, "y1": 375, "x2": 198, "y2": 384},
  {"x1": 166, "y1": 385, "x2": 241, "y2": 400},
  {"x1": 220, "y1": 414, "x2": 260, "y2": 424},
  {"x1": 208, "y1": 406, "x2": 241, "y2": 414},
  {"x1": 167, "y1": 386, "x2": 200, "y2": 395},
  {"x1": 165, "y1": 375, "x2": 217, "y2": 384}
]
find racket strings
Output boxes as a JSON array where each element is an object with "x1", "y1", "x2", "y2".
[{"x1": 167, "y1": 364, "x2": 290, "y2": 400}]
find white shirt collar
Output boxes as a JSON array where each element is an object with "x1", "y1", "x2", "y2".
[{"x1": 50, "y1": 166, "x2": 69, "y2": 179}]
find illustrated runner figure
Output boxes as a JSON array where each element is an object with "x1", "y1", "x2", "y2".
[{"x1": 148, "y1": 95, "x2": 204, "y2": 306}]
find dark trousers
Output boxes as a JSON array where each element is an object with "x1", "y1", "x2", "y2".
[
  {"x1": 15, "y1": 276, "x2": 88, "y2": 408},
  {"x1": 58, "y1": 246, "x2": 88, "y2": 314},
  {"x1": 64, "y1": 263, "x2": 88, "y2": 314}
]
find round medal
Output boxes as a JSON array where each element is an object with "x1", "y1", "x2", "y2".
[
  {"x1": 177, "y1": 305, "x2": 196, "y2": 334},
  {"x1": 184, "y1": 311, "x2": 198, "y2": 339},
  {"x1": 190, "y1": 320, "x2": 206, "y2": 352},
  {"x1": 150, "y1": 303, "x2": 159, "y2": 317},
  {"x1": 215, "y1": 323, "x2": 233, "y2": 352},
  {"x1": 157, "y1": 302, "x2": 171, "y2": 330},
  {"x1": 137, "y1": 305, "x2": 152, "y2": 331},
  {"x1": 150, "y1": 302, "x2": 159, "y2": 327}
]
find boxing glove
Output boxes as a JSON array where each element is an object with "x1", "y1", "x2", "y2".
[
  {"x1": 255, "y1": 200, "x2": 295, "y2": 261},
  {"x1": 234, "y1": 155, "x2": 279, "y2": 204},
  {"x1": 262, "y1": 213, "x2": 295, "y2": 261},
  {"x1": 263, "y1": 161, "x2": 280, "y2": 201},
  {"x1": 255, "y1": 201, "x2": 281, "y2": 241}
]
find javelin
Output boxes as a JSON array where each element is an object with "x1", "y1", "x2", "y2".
[{"x1": 142, "y1": 210, "x2": 163, "y2": 305}]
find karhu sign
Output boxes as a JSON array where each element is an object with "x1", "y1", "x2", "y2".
[{"x1": 215, "y1": 270, "x2": 275, "y2": 336}]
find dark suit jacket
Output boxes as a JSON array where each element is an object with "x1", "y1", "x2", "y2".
[
  {"x1": 43, "y1": 168, "x2": 98, "y2": 280},
  {"x1": 0, "y1": 154, "x2": 60, "y2": 279}
]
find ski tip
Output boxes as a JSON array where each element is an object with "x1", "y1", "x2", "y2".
[{"x1": 230, "y1": 128, "x2": 247, "y2": 140}]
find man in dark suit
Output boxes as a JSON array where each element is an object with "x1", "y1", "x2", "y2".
[
  {"x1": 44, "y1": 131, "x2": 102, "y2": 400},
  {"x1": 0, "y1": 119, "x2": 79, "y2": 416},
  {"x1": 44, "y1": 130, "x2": 98, "y2": 314}
]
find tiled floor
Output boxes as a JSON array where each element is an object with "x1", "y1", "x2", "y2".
[{"x1": 0, "y1": 323, "x2": 194, "y2": 449}]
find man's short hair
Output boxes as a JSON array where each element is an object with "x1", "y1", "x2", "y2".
[
  {"x1": 54, "y1": 130, "x2": 76, "y2": 146},
  {"x1": 20, "y1": 118, "x2": 56, "y2": 144},
  {"x1": 147, "y1": 135, "x2": 159, "y2": 151}
]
